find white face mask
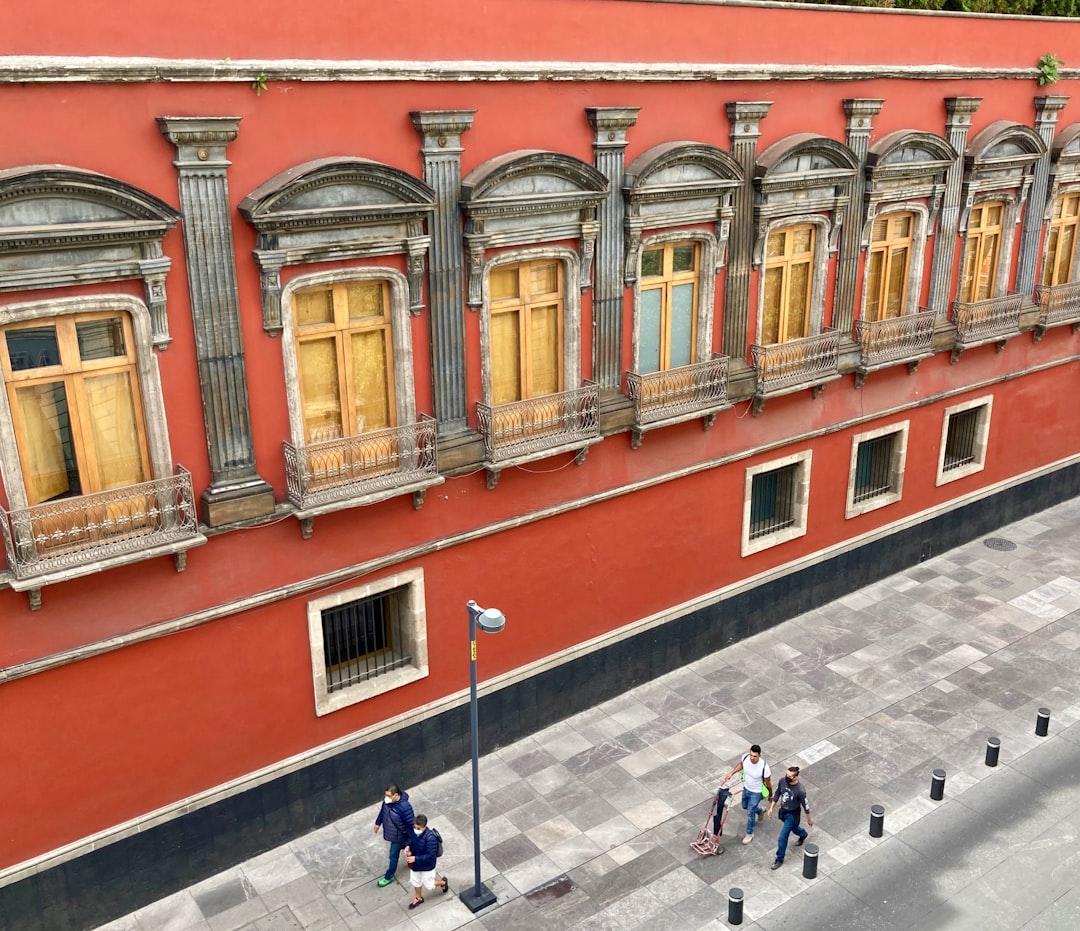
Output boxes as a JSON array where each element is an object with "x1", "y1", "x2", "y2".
[
  {"x1": 384, "y1": 796, "x2": 393, "y2": 804},
  {"x1": 413, "y1": 828, "x2": 423, "y2": 835}
]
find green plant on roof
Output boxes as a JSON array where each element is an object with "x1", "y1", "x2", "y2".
[
  {"x1": 252, "y1": 73, "x2": 269, "y2": 96},
  {"x1": 1038, "y1": 54, "x2": 1063, "y2": 86}
]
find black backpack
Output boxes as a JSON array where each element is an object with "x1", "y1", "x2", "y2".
[{"x1": 431, "y1": 827, "x2": 443, "y2": 858}]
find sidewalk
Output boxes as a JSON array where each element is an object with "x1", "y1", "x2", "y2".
[{"x1": 97, "y1": 499, "x2": 1080, "y2": 931}]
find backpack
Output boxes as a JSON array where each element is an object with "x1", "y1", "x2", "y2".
[{"x1": 431, "y1": 827, "x2": 443, "y2": 858}]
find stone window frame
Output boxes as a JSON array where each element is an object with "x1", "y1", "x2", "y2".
[
  {"x1": 478, "y1": 246, "x2": 582, "y2": 408},
  {"x1": 0, "y1": 165, "x2": 179, "y2": 350},
  {"x1": 0, "y1": 293, "x2": 175, "y2": 512},
  {"x1": 279, "y1": 266, "x2": 419, "y2": 449},
  {"x1": 845, "y1": 420, "x2": 910, "y2": 519},
  {"x1": 1043, "y1": 122, "x2": 1080, "y2": 285},
  {"x1": 238, "y1": 158, "x2": 436, "y2": 335},
  {"x1": 858, "y1": 202, "x2": 933, "y2": 321},
  {"x1": 754, "y1": 214, "x2": 832, "y2": 344},
  {"x1": 741, "y1": 449, "x2": 813, "y2": 557},
  {"x1": 936, "y1": 394, "x2": 994, "y2": 486},
  {"x1": 307, "y1": 567, "x2": 429, "y2": 716}
]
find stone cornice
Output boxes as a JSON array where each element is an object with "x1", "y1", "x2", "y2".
[{"x1": 0, "y1": 57, "x2": 1063, "y2": 84}]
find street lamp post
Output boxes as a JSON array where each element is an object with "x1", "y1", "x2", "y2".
[{"x1": 460, "y1": 599, "x2": 506, "y2": 914}]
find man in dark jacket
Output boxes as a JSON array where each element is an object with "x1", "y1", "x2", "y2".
[
  {"x1": 374, "y1": 784, "x2": 415, "y2": 886},
  {"x1": 766, "y1": 765, "x2": 814, "y2": 869},
  {"x1": 404, "y1": 813, "x2": 448, "y2": 908}
]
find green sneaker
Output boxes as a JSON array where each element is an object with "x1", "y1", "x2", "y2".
[{"x1": 377, "y1": 878, "x2": 394, "y2": 887}]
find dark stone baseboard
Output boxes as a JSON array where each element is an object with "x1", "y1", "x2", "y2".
[{"x1": 5, "y1": 463, "x2": 1079, "y2": 930}]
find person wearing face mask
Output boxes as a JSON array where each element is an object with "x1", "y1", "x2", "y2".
[
  {"x1": 374, "y1": 784, "x2": 415, "y2": 887},
  {"x1": 766, "y1": 765, "x2": 814, "y2": 870},
  {"x1": 404, "y1": 814, "x2": 448, "y2": 908}
]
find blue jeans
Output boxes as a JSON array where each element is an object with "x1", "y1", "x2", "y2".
[
  {"x1": 775, "y1": 810, "x2": 807, "y2": 863},
  {"x1": 741, "y1": 789, "x2": 765, "y2": 835},
  {"x1": 384, "y1": 840, "x2": 404, "y2": 880}
]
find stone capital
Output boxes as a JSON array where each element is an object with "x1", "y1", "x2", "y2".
[
  {"x1": 586, "y1": 107, "x2": 640, "y2": 147},
  {"x1": 410, "y1": 110, "x2": 476, "y2": 153},
  {"x1": 726, "y1": 101, "x2": 773, "y2": 141},
  {"x1": 157, "y1": 117, "x2": 241, "y2": 165},
  {"x1": 945, "y1": 96, "x2": 983, "y2": 128},
  {"x1": 843, "y1": 98, "x2": 885, "y2": 133}
]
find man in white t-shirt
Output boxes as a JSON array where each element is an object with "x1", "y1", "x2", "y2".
[{"x1": 722, "y1": 744, "x2": 773, "y2": 845}]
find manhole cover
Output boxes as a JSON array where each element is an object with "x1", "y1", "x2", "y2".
[{"x1": 984, "y1": 537, "x2": 1017, "y2": 551}]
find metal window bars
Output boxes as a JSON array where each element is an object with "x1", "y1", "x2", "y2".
[
  {"x1": 321, "y1": 591, "x2": 410, "y2": 693},
  {"x1": 943, "y1": 407, "x2": 980, "y2": 472},
  {"x1": 748, "y1": 464, "x2": 797, "y2": 541},
  {"x1": 853, "y1": 434, "x2": 896, "y2": 503}
]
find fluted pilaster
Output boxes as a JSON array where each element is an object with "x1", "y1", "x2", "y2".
[
  {"x1": 837, "y1": 99, "x2": 885, "y2": 336},
  {"x1": 928, "y1": 97, "x2": 983, "y2": 314},
  {"x1": 586, "y1": 107, "x2": 639, "y2": 390},
  {"x1": 411, "y1": 110, "x2": 475, "y2": 436},
  {"x1": 157, "y1": 116, "x2": 275, "y2": 526},
  {"x1": 1017, "y1": 95, "x2": 1070, "y2": 296},
  {"x1": 725, "y1": 102, "x2": 773, "y2": 360}
]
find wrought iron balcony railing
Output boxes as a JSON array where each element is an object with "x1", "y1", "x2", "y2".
[
  {"x1": 1034, "y1": 279, "x2": 1080, "y2": 341},
  {"x1": 625, "y1": 354, "x2": 730, "y2": 447},
  {"x1": 476, "y1": 382, "x2": 600, "y2": 487},
  {"x1": 282, "y1": 416, "x2": 441, "y2": 532},
  {"x1": 950, "y1": 292, "x2": 1024, "y2": 362},
  {"x1": 0, "y1": 467, "x2": 201, "y2": 595},
  {"x1": 750, "y1": 328, "x2": 840, "y2": 415},
  {"x1": 853, "y1": 308, "x2": 937, "y2": 386}
]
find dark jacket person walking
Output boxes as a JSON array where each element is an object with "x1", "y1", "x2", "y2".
[
  {"x1": 374, "y1": 784, "x2": 415, "y2": 886},
  {"x1": 767, "y1": 766, "x2": 814, "y2": 869}
]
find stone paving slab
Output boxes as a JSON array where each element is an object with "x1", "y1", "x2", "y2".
[{"x1": 96, "y1": 497, "x2": 1080, "y2": 931}]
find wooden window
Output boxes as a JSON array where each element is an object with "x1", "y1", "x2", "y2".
[
  {"x1": 293, "y1": 280, "x2": 395, "y2": 444},
  {"x1": 762, "y1": 225, "x2": 814, "y2": 344},
  {"x1": 639, "y1": 242, "x2": 699, "y2": 374},
  {"x1": 489, "y1": 259, "x2": 564, "y2": 404},
  {"x1": 865, "y1": 212, "x2": 914, "y2": 321},
  {"x1": 960, "y1": 202, "x2": 1005, "y2": 303},
  {"x1": 1, "y1": 312, "x2": 150, "y2": 506},
  {"x1": 1042, "y1": 192, "x2": 1080, "y2": 288}
]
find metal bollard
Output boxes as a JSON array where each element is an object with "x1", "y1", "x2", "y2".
[
  {"x1": 869, "y1": 804, "x2": 885, "y2": 838},
  {"x1": 802, "y1": 842, "x2": 819, "y2": 879},
  {"x1": 1036, "y1": 707, "x2": 1050, "y2": 737},
  {"x1": 727, "y1": 887, "x2": 744, "y2": 926},
  {"x1": 930, "y1": 768, "x2": 946, "y2": 801},
  {"x1": 985, "y1": 736, "x2": 1001, "y2": 767}
]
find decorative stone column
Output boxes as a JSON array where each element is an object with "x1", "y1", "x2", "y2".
[
  {"x1": 836, "y1": 99, "x2": 885, "y2": 337},
  {"x1": 1017, "y1": 95, "x2": 1070, "y2": 296},
  {"x1": 157, "y1": 116, "x2": 275, "y2": 527},
  {"x1": 586, "y1": 107, "x2": 639, "y2": 391},
  {"x1": 724, "y1": 102, "x2": 773, "y2": 361},
  {"x1": 928, "y1": 97, "x2": 983, "y2": 315},
  {"x1": 411, "y1": 110, "x2": 476, "y2": 437}
]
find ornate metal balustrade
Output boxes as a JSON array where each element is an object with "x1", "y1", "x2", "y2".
[
  {"x1": 625, "y1": 354, "x2": 730, "y2": 448},
  {"x1": 282, "y1": 416, "x2": 441, "y2": 535},
  {"x1": 750, "y1": 328, "x2": 840, "y2": 415},
  {"x1": 476, "y1": 382, "x2": 600, "y2": 488},
  {"x1": 853, "y1": 308, "x2": 937, "y2": 386},
  {"x1": 0, "y1": 467, "x2": 202, "y2": 604},
  {"x1": 1033, "y1": 279, "x2": 1080, "y2": 341},
  {"x1": 950, "y1": 292, "x2": 1024, "y2": 362}
]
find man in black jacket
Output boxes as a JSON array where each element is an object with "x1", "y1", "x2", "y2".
[
  {"x1": 374, "y1": 784, "x2": 415, "y2": 886},
  {"x1": 766, "y1": 765, "x2": 814, "y2": 869}
]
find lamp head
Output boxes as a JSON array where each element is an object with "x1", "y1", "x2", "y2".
[{"x1": 477, "y1": 607, "x2": 505, "y2": 634}]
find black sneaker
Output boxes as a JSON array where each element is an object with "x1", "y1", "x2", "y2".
[
  {"x1": 796, "y1": 835, "x2": 806, "y2": 847},
  {"x1": 770, "y1": 860, "x2": 782, "y2": 870}
]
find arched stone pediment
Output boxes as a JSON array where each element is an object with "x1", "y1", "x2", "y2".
[
  {"x1": 625, "y1": 142, "x2": 741, "y2": 191},
  {"x1": 0, "y1": 165, "x2": 179, "y2": 349},
  {"x1": 966, "y1": 121, "x2": 1045, "y2": 164},
  {"x1": 462, "y1": 150, "x2": 607, "y2": 203},
  {"x1": 869, "y1": 131, "x2": 956, "y2": 170},
  {"x1": 1052, "y1": 122, "x2": 1080, "y2": 162},
  {"x1": 757, "y1": 134, "x2": 859, "y2": 177}
]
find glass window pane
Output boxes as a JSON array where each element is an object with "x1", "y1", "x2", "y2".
[
  {"x1": 792, "y1": 227, "x2": 813, "y2": 254},
  {"x1": 346, "y1": 282, "x2": 384, "y2": 320},
  {"x1": 83, "y1": 371, "x2": 145, "y2": 489},
  {"x1": 866, "y1": 250, "x2": 884, "y2": 321},
  {"x1": 6, "y1": 326, "x2": 60, "y2": 371},
  {"x1": 490, "y1": 311, "x2": 521, "y2": 404},
  {"x1": 762, "y1": 267, "x2": 783, "y2": 345},
  {"x1": 297, "y1": 338, "x2": 343, "y2": 443},
  {"x1": 489, "y1": 267, "x2": 519, "y2": 301},
  {"x1": 672, "y1": 244, "x2": 696, "y2": 274},
  {"x1": 294, "y1": 288, "x2": 334, "y2": 327},
  {"x1": 1044, "y1": 228, "x2": 1060, "y2": 287},
  {"x1": 885, "y1": 246, "x2": 908, "y2": 318},
  {"x1": 529, "y1": 304, "x2": 560, "y2": 397},
  {"x1": 1066, "y1": 194, "x2": 1080, "y2": 218},
  {"x1": 669, "y1": 283, "x2": 695, "y2": 368},
  {"x1": 895, "y1": 214, "x2": 912, "y2": 239},
  {"x1": 76, "y1": 318, "x2": 126, "y2": 361},
  {"x1": 529, "y1": 262, "x2": 560, "y2": 296},
  {"x1": 1056, "y1": 224, "x2": 1076, "y2": 285},
  {"x1": 15, "y1": 381, "x2": 80, "y2": 503},
  {"x1": 351, "y1": 331, "x2": 391, "y2": 432},
  {"x1": 977, "y1": 233, "x2": 999, "y2": 301},
  {"x1": 641, "y1": 248, "x2": 663, "y2": 277},
  {"x1": 785, "y1": 261, "x2": 810, "y2": 339},
  {"x1": 766, "y1": 231, "x2": 785, "y2": 259},
  {"x1": 639, "y1": 288, "x2": 663, "y2": 374}
]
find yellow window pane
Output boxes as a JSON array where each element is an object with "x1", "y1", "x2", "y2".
[
  {"x1": 351, "y1": 331, "x2": 392, "y2": 432},
  {"x1": 489, "y1": 266, "x2": 520, "y2": 301},
  {"x1": 83, "y1": 371, "x2": 145, "y2": 489},
  {"x1": 866, "y1": 249, "x2": 884, "y2": 321},
  {"x1": 15, "y1": 381, "x2": 74, "y2": 503},
  {"x1": 884, "y1": 246, "x2": 908, "y2": 318},
  {"x1": 76, "y1": 317, "x2": 127, "y2": 362},
  {"x1": 1065, "y1": 194, "x2": 1080, "y2": 218},
  {"x1": 529, "y1": 262, "x2": 560, "y2": 297},
  {"x1": 986, "y1": 204, "x2": 1003, "y2": 227},
  {"x1": 766, "y1": 231, "x2": 786, "y2": 259},
  {"x1": 529, "y1": 304, "x2": 560, "y2": 397},
  {"x1": 792, "y1": 227, "x2": 813, "y2": 255},
  {"x1": 1043, "y1": 227, "x2": 1060, "y2": 286},
  {"x1": 977, "y1": 233, "x2": 999, "y2": 301},
  {"x1": 762, "y1": 266, "x2": 783, "y2": 345},
  {"x1": 295, "y1": 288, "x2": 334, "y2": 327},
  {"x1": 641, "y1": 248, "x2": 663, "y2": 277},
  {"x1": 785, "y1": 260, "x2": 810, "y2": 339},
  {"x1": 1056, "y1": 224, "x2": 1076, "y2": 284},
  {"x1": 346, "y1": 282, "x2": 384, "y2": 320},
  {"x1": 961, "y1": 239, "x2": 979, "y2": 303},
  {"x1": 894, "y1": 214, "x2": 912, "y2": 239},
  {"x1": 297, "y1": 338, "x2": 343, "y2": 443},
  {"x1": 491, "y1": 311, "x2": 522, "y2": 405},
  {"x1": 871, "y1": 218, "x2": 888, "y2": 243}
]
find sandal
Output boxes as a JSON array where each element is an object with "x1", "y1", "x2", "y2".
[
  {"x1": 408, "y1": 897, "x2": 424, "y2": 909},
  {"x1": 440, "y1": 878, "x2": 450, "y2": 894}
]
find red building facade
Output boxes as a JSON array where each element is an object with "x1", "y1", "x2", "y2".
[{"x1": 3, "y1": 1, "x2": 1080, "y2": 926}]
